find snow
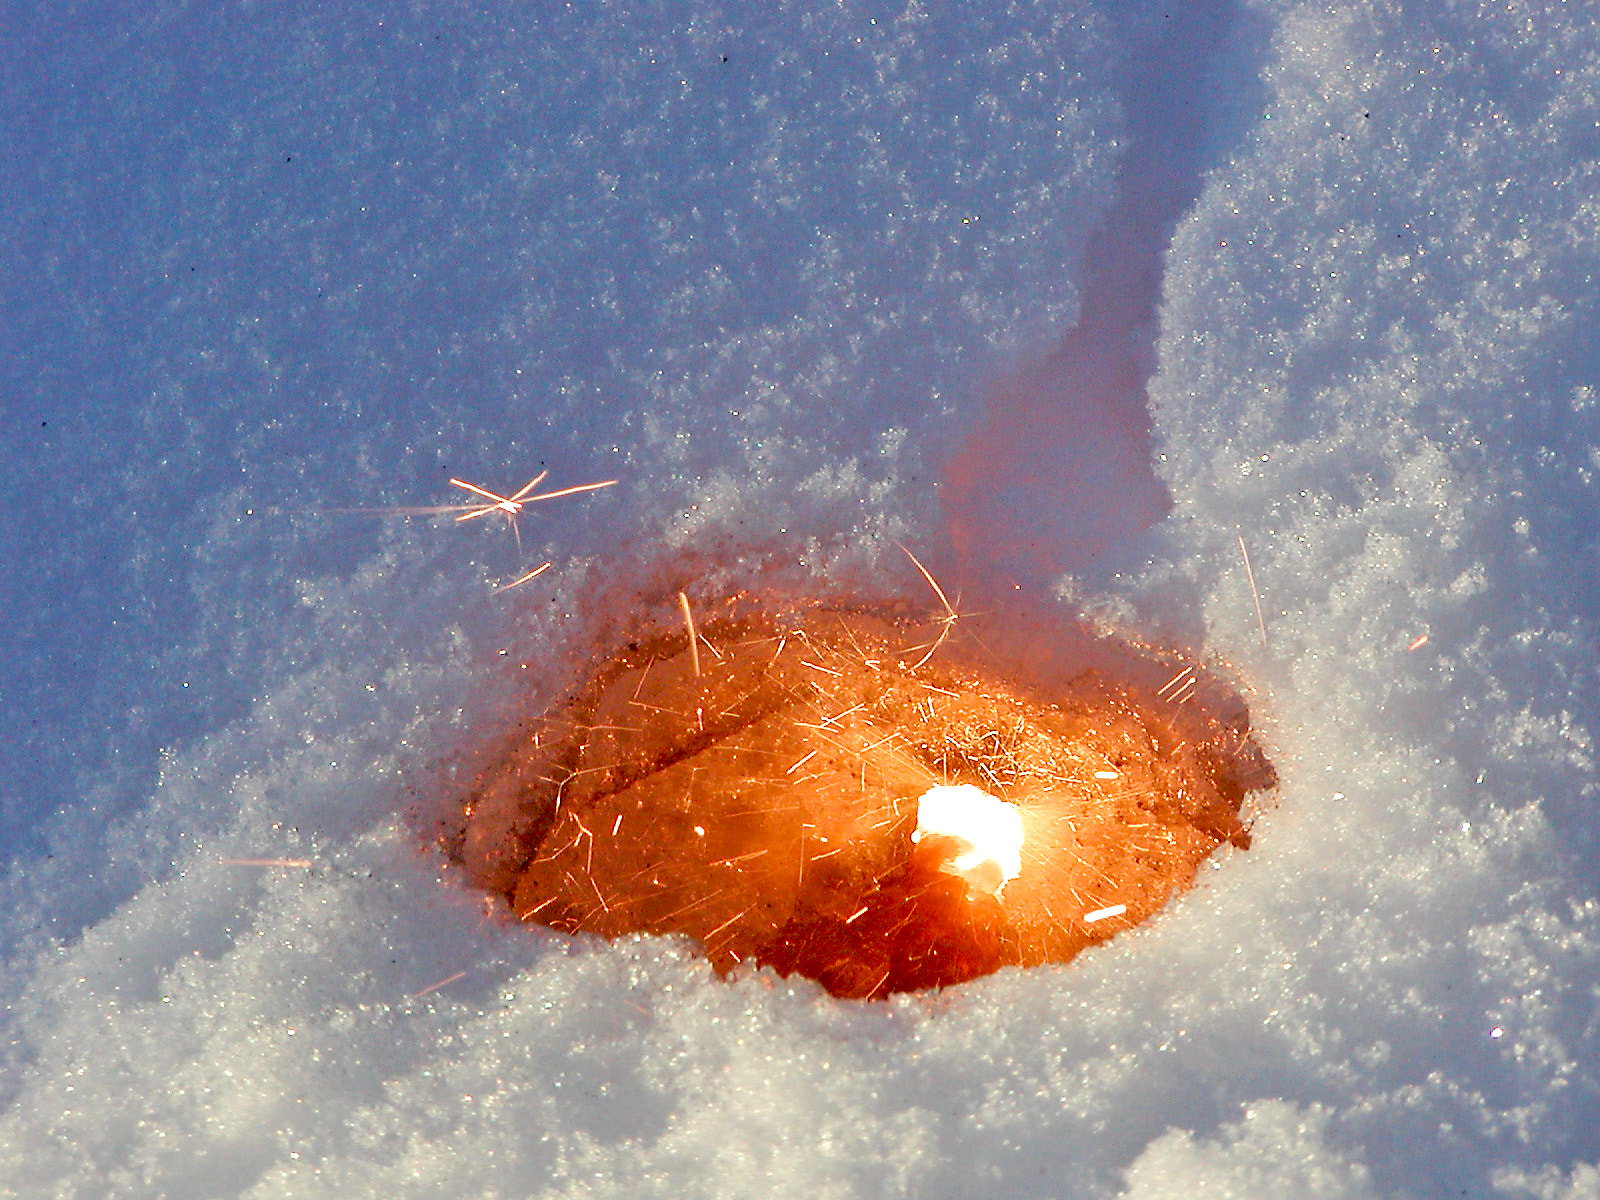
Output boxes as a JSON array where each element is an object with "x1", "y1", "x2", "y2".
[{"x1": 4, "y1": 1, "x2": 1600, "y2": 1197}]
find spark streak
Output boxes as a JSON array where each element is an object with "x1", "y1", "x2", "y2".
[
  {"x1": 219, "y1": 857, "x2": 313, "y2": 868},
  {"x1": 898, "y1": 543, "x2": 959, "y2": 669},
  {"x1": 1238, "y1": 535, "x2": 1268, "y2": 647},
  {"x1": 407, "y1": 970, "x2": 468, "y2": 999},
  {"x1": 1083, "y1": 904, "x2": 1127, "y2": 923},
  {"x1": 678, "y1": 592, "x2": 702, "y2": 678}
]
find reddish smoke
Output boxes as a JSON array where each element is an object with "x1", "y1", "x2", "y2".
[
  {"x1": 942, "y1": 7, "x2": 1229, "y2": 594},
  {"x1": 939, "y1": 272, "x2": 1173, "y2": 591}
]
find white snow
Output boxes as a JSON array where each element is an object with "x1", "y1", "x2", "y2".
[{"x1": 4, "y1": 1, "x2": 1600, "y2": 1197}]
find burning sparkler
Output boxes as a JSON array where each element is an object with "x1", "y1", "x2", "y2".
[
  {"x1": 446, "y1": 582, "x2": 1276, "y2": 999},
  {"x1": 325, "y1": 469, "x2": 618, "y2": 590},
  {"x1": 447, "y1": 473, "x2": 618, "y2": 551},
  {"x1": 913, "y1": 784, "x2": 1023, "y2": 898}
]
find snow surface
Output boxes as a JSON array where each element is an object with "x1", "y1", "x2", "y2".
[{"x1": 4, "y1": 1, "x2": 1600, "y2": 1197}]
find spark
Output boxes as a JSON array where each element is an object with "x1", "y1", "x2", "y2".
[
  {"x1": 815, "y1": 703, "x2": 867, "y2": 729},
  {"x1": 450, "y1": 472, "x2": 618, "y2": 526},
  {"x1": 1408, "y1": 634, "x2": 1430, "y2": 651},
  {"x1": 786, "y1": 749, "x2": 820, "y2": 775},
  {"x1": 219, "y1": 857, "x2": 313, "y2": 868},
  {"x1": 337, "y1": 472, "x2": 614, "y2": 530},
  {"x1": 495, "y1": 561, "x2": 552, "y2": 592},
  {"x1": 703, "y1": 910, "x2": 747, "y2": 943},
  {"x1": 897, "y1": 543, "x2": 960, "y2": 669},
  {"x1": 570, "y1": 812, "x2": 597, "y2": 875},
  {"x1": 326, "y1": 468, "x2": 616, "y2": 586},
  {"x1": 449, "y1": 473, "x2": 547, "y2": 527},
  {"x1": 587, "y1": 871, "x2": 611, "y2": 913},
  {"x1": 1167, "y1": 675, "x2": 1198, "y2": 705},
  {"x1": 451, "y1": 472, "x2": 617, "y2": 571},
  {"x1": 658, "y1": 888, "x2": 734, "y2": 923},
  {"x1": 1156, "y1": 665, "x2": 1195, "y2": 699},
  {"x1": 708, "y1": 849, "x2": 770, "y2": 867},
  {"x1": 407, "y1": 970, "x2": 468, "y2": 999},
  {"x1": 519, "y1": 895, "x2": 563, "y2": 920},
  {"x1": 677, "y1": 592, "x2": 702, "y2": 678},
  {"x1": 1083, "y1": 903, "x2": 1127, "y2": 923},
  {"x1": 1237, "y1": 535, "x2": 1268, "y2": 647}
]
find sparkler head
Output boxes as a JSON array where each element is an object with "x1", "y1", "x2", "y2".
[
  {"x1": 446, "y1": 587, "x2": 1276, "y2": 999},
  {"x1": 913, "y1": 785, "x2": 1022, "y2": 897}
]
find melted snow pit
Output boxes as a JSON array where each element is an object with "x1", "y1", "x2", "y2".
[{"x1": 452, "y1": 593, "x2": 1275, "y2": 999}]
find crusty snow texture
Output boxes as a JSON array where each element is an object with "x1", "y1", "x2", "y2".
[{"x1": 3, "y1": 2, "x2": 1599, "y2": 1198}]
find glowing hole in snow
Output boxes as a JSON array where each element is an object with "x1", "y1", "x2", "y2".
[{"x1": 446, "y1": 586, "x2": 1276, "y2": 998}]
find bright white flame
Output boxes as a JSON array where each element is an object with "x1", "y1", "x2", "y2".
[{"x1": 913, "y1": 784, "x2": 1024, "y2": 897}]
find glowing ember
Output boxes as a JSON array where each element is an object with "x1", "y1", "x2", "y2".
[
  {"x1": 444, "y1": 588, "x2": 1277, "y2": 999},
  {"x1": 913, "y1": 785, "x2": 1023, "y2": 897},
  {"x1": 1083, "y1": 903, "x2": 1128, "y2": 923}
]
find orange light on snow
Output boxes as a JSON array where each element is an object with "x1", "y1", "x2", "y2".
[{"x1": 446, "y1": 588, "x2": 1275, "y2": 999}]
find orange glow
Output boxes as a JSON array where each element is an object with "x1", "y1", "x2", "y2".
[{"x1": 445, "y1": 590, "x2": 1275, "y2": 999}]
